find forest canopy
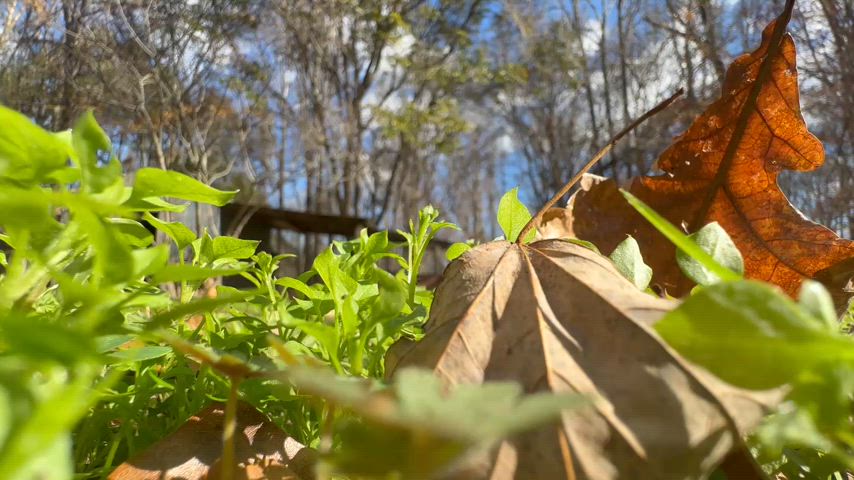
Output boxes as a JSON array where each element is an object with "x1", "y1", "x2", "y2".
[{"x1": 0, "y1": 0, "x2": 850, "y2": 242}]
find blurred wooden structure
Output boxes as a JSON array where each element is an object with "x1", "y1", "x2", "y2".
[{"x1": 220, "y1": 204, "x2": 452, "y2": 279}]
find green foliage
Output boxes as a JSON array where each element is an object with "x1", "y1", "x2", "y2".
[
  {"x1": 675, "y1": 222, "x2": 744, "y2": 286},
  {"x1": 656, "y1": 281, "x2": 851, "y2": 389},
  {"x1": 497, "y1": 187, "x2": 535, "y2": 243},
  {"x1": 620, "y1": 190, "x2": 741, "y2": 283},
  {"x1": 622, "y1": 189, "x2": 854, "y2": 477},
  {"x1": 798, "y1": 280, "x2": 839, "y2": 330},
  {"x1": 0, "y1": 105, "x2": 73, "y2": 185},
  {"x1": 276, "y1": 365, "x2": 585, "y2": 479},
  {"x1": 3, "y1": 102, "x2": 851, "y2": 480},
  {"x1": 609, "y1": 236, "x2": 652, "y2": 290},
  {"x1": 397, "y1": 206, "x2": 458, "y2": 308},
  {"x1": 445, "y1": 242, "x2": 472, "y2": 261},
  {"x1": 657, "y1": 281, "x2": 854, "y2": 472},
  {"x1": 130, "y1": 168, "x2": 238, "y2": 207},
  {"x1": 0, "y1": 106, "x2": 575, "y2": 480},
  {"x1": 0, "y1": 105, "x2": 248, "y2": 479},
  {"x1": 375, "y1": 98, "x2": 469, "y2": 155}
]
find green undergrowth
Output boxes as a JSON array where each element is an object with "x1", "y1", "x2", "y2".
[
  {"x1": 0, "y1": 106, "x2": 579, "y2": 480},
  {"x1": 1, "y1": 104, "x2": 853, "y2": 480}
]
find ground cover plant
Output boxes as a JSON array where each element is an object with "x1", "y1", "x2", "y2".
[{"x1": 1, "y1": 0, "x2": 854, "y2": 479}]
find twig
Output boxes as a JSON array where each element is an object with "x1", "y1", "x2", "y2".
[{"x1": 516, "y1": 88, "x2": 685, "y2": 244}]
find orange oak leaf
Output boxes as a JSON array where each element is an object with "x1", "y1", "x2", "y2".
[{"x1": 566, "y1": 1, "x2": 854, "y2": 305}]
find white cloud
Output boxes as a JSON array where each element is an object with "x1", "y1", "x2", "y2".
[
  {"x1": 581, "y1": 18, "x2": 601, "y2": 54},
  {"x1": 361, "y1": 30, "x2": 416, "y2": 122},
  {"x1": 496, "y1": 133, "x2": 515, "y2": 154}
]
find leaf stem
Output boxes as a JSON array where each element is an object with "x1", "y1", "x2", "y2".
[
  {"x1": 220, "y1": 379, "x2": 240, "y2": 480},
  {"x1": 516, "y1": 88, "x2": 685, "y2": 244}
]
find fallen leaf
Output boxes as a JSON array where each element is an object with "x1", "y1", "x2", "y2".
[
  {"x1": 386, "y1": 239, "x2": 781, "y2": 479},
  {"x1": 108, "y1": 401, "x2": 316, "y2": 480},
  {"x1": 563, "y1": 4, "x2": 854, "y2": 307},
  {"x1": 535, "y1": 208, "x2": 577, "y2": 241}
]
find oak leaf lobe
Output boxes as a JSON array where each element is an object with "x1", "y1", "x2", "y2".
[{"x1": 564, "y1": 6, "x2": 854, "y2": 304}]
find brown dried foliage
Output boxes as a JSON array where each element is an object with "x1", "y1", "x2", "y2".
[
  {"x1": 559, "y1": 3, "x2": 854, "y2": 305},
  {"x1": 387, "y1": 240, "x2": 781, "y2": 479},
  {"x1": 108, "y1": 402, "x2": 315, "y2": 480}
]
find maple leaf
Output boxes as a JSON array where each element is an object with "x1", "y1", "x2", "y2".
[
  {"x1": 562, "y1": 0, "x2": 854, "y2": 306},
  {"x1": 386, "y1": 239, "x2": 781, "y2": 479}
]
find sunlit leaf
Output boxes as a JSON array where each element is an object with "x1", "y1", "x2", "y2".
[
  {"x1": 609, "y1": 235, "x2": 652, "y2": 289},
  {"x1": 143, "y1": 212, "x2": 197, "y2": 250},
  {"x1": 0, "y1": 105, "x2": 71, "y2": 185},
  {"x1": 497, "y1": 187, "x2": 535, "y2": 243},
  {"x1": 446, "y1": 242, "x2": 472, "y2": 261},
  {"x1": 676, "y1": 222, "x2": 744, "y2": 286},
  {"x1": 656, "y1": 281, "x2": 853, "y2": 389},
  {"x1": 131, "y1": 168, "x2": 237, "y2": 206}
]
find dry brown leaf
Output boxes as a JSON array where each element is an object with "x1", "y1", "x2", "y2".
[
  {"x1": 386, "y1": 239, "x2": 781, "y2": 480},
  {"x1": 535, "y1": 208, "x2": 577, "y2": 241},
  {"x1": 108, "y1": 402, "x2": 316, "y2": 480},
  {"x1": 561, "y1": 4, "x2": 854, "y2": 306}
]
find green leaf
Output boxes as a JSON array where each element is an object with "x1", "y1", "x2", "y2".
[
  {"x1": 147, "y1": 292, "x2": 254, "y2": 328},
  {"x1": 772, "y1": 446, "x2": 852, "y2": 479},
  {"x1": 787, "y1": 365, "x2": 854, "y2": 433},
  {"x1": 0, "y1": 370, "x2": 102, "y2": 480},
  {"x1": 497, "y1": 187, "x2": 535, "y2": 243},
  {"x1": 392, "y1": 368, "x2": 586, "y2": 442},
  {"x1": 108, "y1": 346, "x2": 172, "y2": 363},
  {"x1": 364, "y1": 230, "x2": 390, "y2": 256},
  {"x1": 72, "y1": 207, "x2": 134, "y2": 286},
  {"x1": 191, "y1": 232, "x2": 214, "y2": 265},
  {"x1": 210, "y1": 236, "x2": 259, "y2": 261},
  {"x1": 369, "y1": 269, "x2": 407, "y2": 323},
  {"x1": 95, "y1": 334, "x2": 135, "y2": 352},
  {"x1": 562, "y1": 238, "x2": 600, "y2": 253},
  {"x1": 10, "y1": 430, "x2": 73, "y2": 480},
  {"x1": 276, "y1": 277, "x2": 326, "y2": 300},
  {"x1": 70, "y1": 110, "x2": 110, "y2": 171},
  {"x1": 755, "y1": 409, "x2": 834, "y2": 458},
  {"x1": 0, "y1": 316, "x2": 97, "y2": 364},
  {"x1": 313, "y1": 248, "x2": 360, "y2": 338},
  {"x1": 110, "y1": 218, "x2": 154, "y2": 248},
  {"x1": 445, "y1": 242, "x2": 472, "y2": 261},
  {"x1": 676, "y1": 222, "x2": 744, "y2": 286},
  {"x1": 130, "y1": 168, "x2": 237, "y2": 206},
  {"x1": 0, "y1": 388, "x2": 10, "y2": 451},
  {"x1": 655, "y1": 281, "x2": 854, "y2": 389},
  {"x1": 0, "y1": 105, "x2": 72, "y2": 184},
  {"x1": 609, "y1": 236, "x2": 653, "y2": 290},
  {"x1": 620, "y1": 190, "x2": 741, "y2": 283},
  {"x1": 71, "y1": 110, "x2": 121, "y2": 193},
  {"x1": 131, "y1": 245, "x2": 170, "y2": 278},
  {"x1": 45, "y1": 166, "x2": 80, "y2": 185},
  {"x1": 280, "y1": 365, "x2": 585, "y2": 479},
  {"x1": 798, "y1": 280, "x2": 838, "y2": 330},
  {"x1": 150, "y1": 264, "x2": 246, "y2": 284},
  {"x1": 0, "y1": 187, "x2": 59, "y2": 233},
  {"x1": 123, "y1": 195, "x2": 188, "y2": 213},
  {"x1": 292, "y1": 321, "x2": 340, "y2": 365}
]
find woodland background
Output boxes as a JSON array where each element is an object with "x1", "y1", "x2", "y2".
[{"x1": 0, "y1": 0, "x2": 850, "y2": 248}]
